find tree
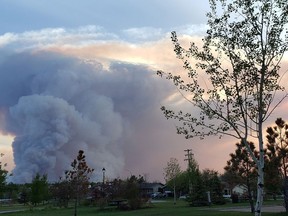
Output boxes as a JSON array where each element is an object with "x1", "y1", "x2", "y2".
[
  {"x1": 50, "y1": 179, "x2": 72, "y2": 208},
  {"x1": 163, "y1": 157, "x2": 181, "y2": 205},
  {"x1": 201, "y1": 169, "x2": 224, "y2": 205},
  {"x1": 266, "y1": 118, "x2": 288, "y2": 211},
  {"x1": 5, "y1": 182, "x2": 19, "y2": 201},
  {"x1": 188, "y1": 169, "x2": 207, "y2": 206},
  {"x1": 173, "y1": 171, "x2": 190, "y2": 196},
  {"x1": 224, "y1": 141, "x2": 258, "y2": 212},
  {"x1": 30, "y1": 173, "x2": 49, "y2": 206},
  {"x1": 0, "y1": 153, "x2": 8, "y2": 198},
  {"x1": 65, "y1": 150, "x2": 94, "y2": 216},
  {"x1": 264, "y1": 150, "x2": 282, "y2": 200},
  {"x1": 125, "y1": 175, "x2": 142, "y2": 210},
  {"x1": 18, "y1": 184, "x2": 30, "y2": 204},
  {"x1": 188, "y1": 169, "x2": 224, "y2": 206},
  {"x1": 157, "y1": 1, "x2": 288, "y2": 215}
]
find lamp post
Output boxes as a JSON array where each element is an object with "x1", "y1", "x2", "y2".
[{"x1": 102, "y1": 168, "x2": 106, "y2": 185}]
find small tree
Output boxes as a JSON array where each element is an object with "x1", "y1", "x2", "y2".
[
  {"x1": 30, "y1": 173, "x2": 49, "y2": 206},
  {"x1": 266, "y1": 118, "x2": 288, "y2": 211},
  {"x1": 18, "y1": 184, "x2": 31, "y2": 205},
  {"x1": 50, "y1": 179, "x2": 72, "y2": 208},
  {"x1": 173, "y1": 171, "x2": 190, "y2": 196},
  {"x1": 163, "y1": 158, "x2": 181, "y2": 205},
  {"x1": 157, "y1": 1, "x2": 288, "y2": 215},
  {"x1": 201, "y1": 169, "x2": 224, "y2": 205},
  {"x1": 65, "y1": 150, "x2": 94, "y2": 216},
  {"x1": 188, "y1": 169, "x2": 206, "y2": 206},
  {"x1": 125, "y1": 176, "x2": 142, "y2": 210},
  {"x1": 224, "y1": 141, "x2": 258, "y2": 212}
]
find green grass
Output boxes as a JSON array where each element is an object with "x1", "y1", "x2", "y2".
[{"x1": 0, "y1": 200, "x2": 286, "y2": 216}]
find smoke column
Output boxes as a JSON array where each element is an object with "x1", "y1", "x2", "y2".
[{"x1": 0, "y1": 51, "x2": 170, "y2": 183}]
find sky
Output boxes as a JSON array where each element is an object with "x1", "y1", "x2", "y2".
[{"x1": 1, "y1": 0, "x2": 287, "y2": 183}]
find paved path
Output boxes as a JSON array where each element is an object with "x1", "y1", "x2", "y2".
[
  {"x1": 215, "y1": 205, "x2": 286, "y2": 213},
  {"x1": 0, "y1": 210, "x2": 23, "y2": 214}
]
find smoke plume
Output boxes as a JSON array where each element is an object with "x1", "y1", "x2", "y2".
[{"x1": 0, "y1": 51, "x2": 171, "y2": 183}]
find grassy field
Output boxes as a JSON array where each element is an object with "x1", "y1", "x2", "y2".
[{"x1": 0, "y1": 200, "x2": 287, "y2": 216}]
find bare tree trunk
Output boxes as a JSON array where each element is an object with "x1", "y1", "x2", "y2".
[
  {"x1": 254, "y1": 119, "x2": 265, "y2": 216},
  {"x1": 74, "y1": 196, "x2": 77, "y2": 216},
  {"x1": 242, "y1": 138, "x2": 264, "y2": 216},
  {"x1": 74, "y1": 181, "x2": 79, "y2": 216},
  {"x1": 283, "y1": 177, "x2": 288, "y2": 212},
  {"x1": 247, "y1": 179, "x2": 255, "y2": 213},
  {"x1": 173, "y1": 181, "x2": 176, "y2": 205},
  {"x1": 254, "y1": 168, "x2": 264, "y2": 216},
  {"x1": 254, "y1": 136, "x2": 264, "y2": 216}
]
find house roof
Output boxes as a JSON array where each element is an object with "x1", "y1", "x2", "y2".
[{"x1": 140, "y1": 182, "x2": 164, "y2": 189}]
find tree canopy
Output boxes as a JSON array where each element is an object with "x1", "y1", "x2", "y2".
[
  {"x1": 65, "y1": 150, "x2": 94, "y2": 216},
  {"x1": 157, "y1": 0, "x2": 288, "y2": 215},
  {"x1": 30, "y1": 173, "x2": 49, "y2": 206},
  {"x1": 224, "y1": 141, "x2": 258, "y2": 212}
]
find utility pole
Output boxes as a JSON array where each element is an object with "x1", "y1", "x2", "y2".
[
  {"x1": 184, "y1": 149, "x2": 193, "y2": 166},
  {"x1": 184, "y1": 149, "x2": 193, "y2": 194}
]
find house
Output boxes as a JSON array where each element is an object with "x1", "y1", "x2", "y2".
[
  {"x1": 222, "y1": 182, "x2": 232, "y2": 198},
  {"x1": 222, "y1": 182, "x2": 248, "y2": 198},
  {"x1": 139, "y1": 182, "x2": 164, "y2": 195},
  {"x1": 232, "y1": 184, "x2": 248, "y2": 195}
]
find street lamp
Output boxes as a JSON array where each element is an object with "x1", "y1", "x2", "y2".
[{"x1": 102, "y1": 168, "x2": 106, "y2": 185}]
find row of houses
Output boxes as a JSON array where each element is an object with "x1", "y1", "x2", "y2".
[{"x1": 140, "y1": 182, "x2": 249, "y2": 199}]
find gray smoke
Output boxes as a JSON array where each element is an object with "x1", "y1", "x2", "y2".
[{"x1": 0, "y1": 51, "x2": 171, "y2": 183}]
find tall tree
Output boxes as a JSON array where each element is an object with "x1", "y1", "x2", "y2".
[
  {"x1": 157, "y1": 1, "x2": 288, "y2": 215},
  {"x1": 224, "y1": 141, "x2": 258, "y2": 213},
  {"x1": 163, "y1": 157, "x2": 181, "y2": 205},
  {"x1": 30, "y1": 173, "x2": 49, "y2": 206},
  {"x1": 266, "y1": 118, "x2": 288, "y2": 211},
  {"x1": 65, "y1": 150, "x2": 94, "y2": 216},
  {"x1": 0, "y1": 153, "x2": 8, "y2": 198}
]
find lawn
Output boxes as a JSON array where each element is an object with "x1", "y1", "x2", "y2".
[{"x1": 0, "y1": 200, "x2": 287, "y2": 216}]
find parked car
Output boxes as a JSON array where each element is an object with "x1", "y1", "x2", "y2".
[
  {"x1": 151, "y1": 192, "x2": 163, "y2": 199},
  {"x1": 179, "y1": 194, "x2": 189, "y2": 200}
]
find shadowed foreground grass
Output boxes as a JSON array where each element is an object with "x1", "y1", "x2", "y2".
[{"x1": 1, "y1": 200, "x2": 287, "y2": 216}]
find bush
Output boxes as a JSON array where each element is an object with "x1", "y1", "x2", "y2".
[
  {"x1": 190, "y1": 200, "x2": 210, "y2": 207},
  {"x1": 213, "y1": 197, "x2": 226, "y2": 205},
  {"x1": 128, "y1": 197, "x2": 142, "y2": 210},
  {"x1": 97, "y1": 198, "x2": 108, "y2": 209}
]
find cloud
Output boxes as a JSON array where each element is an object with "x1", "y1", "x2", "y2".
[
  {"x1": 0, "y1": 26, "x2": 119, "y2": 50},
  {"x1": 122, "y1": 27, "x2": 166, "y2": 42}
]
